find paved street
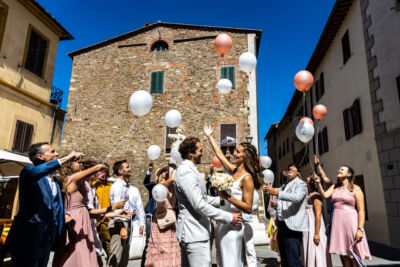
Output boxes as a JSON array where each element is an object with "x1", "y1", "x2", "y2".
[{"x1": 3, "y1": 243, "x2": 400, "y2": 266}]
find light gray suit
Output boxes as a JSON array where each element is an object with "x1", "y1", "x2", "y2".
[
  {"x1": 174, "y1": 160, "x2": 232, "y2": 267},
  {"x1": 277, "y1": 177, "x2": 309, "y2": 232}
]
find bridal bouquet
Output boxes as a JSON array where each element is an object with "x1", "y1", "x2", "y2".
[{"x1": 210, "y1": 173, "x2": 234, "y2": 206}]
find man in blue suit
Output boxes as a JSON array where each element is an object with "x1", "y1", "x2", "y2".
[{"x1": 4, "y1": 142, "x2": 84, "y2": 267}]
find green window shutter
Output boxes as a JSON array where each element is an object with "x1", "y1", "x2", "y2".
[
  {"x1": 220, "y1": 66, "x2": 235, "y2": 88},
  {"x1": 150, "y1": 71, "x2": 164, "y2": 93}
]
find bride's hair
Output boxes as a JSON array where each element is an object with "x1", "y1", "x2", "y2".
[{"x1": 239, "y1": 142, "x2": 264, "y2": 190}]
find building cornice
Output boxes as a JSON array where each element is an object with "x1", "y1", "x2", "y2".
[
  {"x1": 18, "y1": 0, "x2": 73, "y2": 41},
  {"x1": 68, "y1": 21, "x2": 262, "y2": 58}
]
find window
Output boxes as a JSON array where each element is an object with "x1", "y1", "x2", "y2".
[
  {"x1": 165, "y1": 126, "x2": 176, "y2": 153},
  {"x1": 151, "y1": 41, "x2": 168, "y2": 52},
  {"x1": 341, "y1": 30, "x2": 351, "y2": 64},
  {"x1": 343, "y1": 99, "x2": 362, "y2": 140},
  {"x1": 278, "y1": 146, "x2": 281, "y2": 159},
  {"x1": 282, "y1": 142, "x2": 286, "y2": 156},
  {"x1": 396, "y1": 75, "x2": 400, "y2": 102},
  {"x1": 296, "y1": 100, "x2": 308, "y2": 117},
  {"x1": 354, "y1": 175, "x2": 368, "y2": 220},
  {"x1": 23, "y1": 26, "x2": 49, "y2": 77},
  {"x1": 318, "y1": 127, "x2": 329, "y2": 155},
  {"x1": 221, "y1": 66, "x2": 236, "y2": 88},
  {"x1": 0, "y1": 1, "x2": 8, "y2": 51},
  {"x1": 150, "y1": 71, "x2": 164, "y2": 93},
  {"x1": 12, "y1": 120, "x2": 34, "y2": 153},
  {"x1": 286, "y1": 138, "x2": 289, "y2": 153},
  {"x1": 315, "y1": 72, "x2": 325, "y2": 101},
  {"x1": 220, "y1": 124, "x2": 236, "y2": 154}
]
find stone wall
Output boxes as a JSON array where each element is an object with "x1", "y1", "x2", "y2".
[
  {"x1": 62, "y1": 26, "x2": 253, "y2": 201},
  {"x1": 361, "y1": 0, "x2": 400, "y2": 247}
]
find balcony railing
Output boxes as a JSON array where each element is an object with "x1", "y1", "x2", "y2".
[{"x1": 50, "y1": 86, "x2": 63, "y2": 107}]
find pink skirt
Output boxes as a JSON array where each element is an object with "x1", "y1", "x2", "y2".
[
  {"x1": 329, "y1": 208, "x2": 371, "y2": 260},
  {"x1": 145, "y1": 219, "x2": 181, "y2": 267}
]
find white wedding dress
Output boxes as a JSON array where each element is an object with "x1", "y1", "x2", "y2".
[{"x1": 216, "y1": 173, "x2": 248, "y2": 267}]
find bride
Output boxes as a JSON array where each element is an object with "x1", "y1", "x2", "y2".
[{"x1": 204, "y1": 125, "x2": 264, "y2": 267}]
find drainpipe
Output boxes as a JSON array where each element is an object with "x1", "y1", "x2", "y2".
[{"x1": 50, "y1": 107, "x2": 57, "y2": 144}]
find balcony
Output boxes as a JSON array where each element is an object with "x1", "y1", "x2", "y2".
[{"x1": 50, "y1": 86, "x2": 63, "y2": 107}]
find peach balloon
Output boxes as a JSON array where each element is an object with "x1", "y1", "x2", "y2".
[
  {"x1": 300, "y1": 117, "x2": 314, "y2": 126},
  {"x1": 214, "y1": 33, "x2": 232, "y2": 56},
  {"x1": 212, "y1": 156, "x2": 223, "y2": 168},
  {"x1": 294, "y1": 70, "x2": 314, "y2": 92},
  {"x1": 313, "y1": 104, "x2": 327, "y2": 120}
]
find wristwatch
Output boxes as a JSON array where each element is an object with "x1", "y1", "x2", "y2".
[{"x1": 358, "y1": 227, "x2": 365, "y2": 232}]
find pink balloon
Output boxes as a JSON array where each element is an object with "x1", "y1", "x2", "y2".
[
  {"x1": 214, "y1": 33, "x2": 232, "y2": 56},
  {"x1": 294, "y1": 70, "x2": 314, "y2": 92},
  {"x1": 313, "y1": 104, "x2": 327, "y2": 120},
  {"x1": 300, "y1": 117, "x2": 314, "y2": 126},
  {"x1": 212, "y1": 156, "x2": 223, "y2": 168}
]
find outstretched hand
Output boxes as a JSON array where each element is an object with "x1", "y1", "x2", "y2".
[{"x1": 204, "y1": 125, "x2": 214, "y2": 136}]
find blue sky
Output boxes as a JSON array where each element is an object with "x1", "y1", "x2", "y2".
[{"x1": 38, "y1": 0, "x2": 335, "y2": 155}]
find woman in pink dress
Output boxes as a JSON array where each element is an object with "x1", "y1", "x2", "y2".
[
  {"x1": 53, "y1": 162, "x2": 108, "y2": 267},
  {"x1": 314, "y1": 165, "x2": 371, "y2": 267},
  {"x1": 145, "y1": 165, "x2": 181, "y2": 267},
  {"x1": 302, "y1": 175, "x2": 331, "y2": 267}
]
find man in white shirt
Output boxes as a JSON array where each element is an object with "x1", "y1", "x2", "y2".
[
  {"x1": 108, "y1": 159, "x2": 139, "y2": 267},
  {"x1": 263, "y1": 163, "x2": 308, "y2": 267}
]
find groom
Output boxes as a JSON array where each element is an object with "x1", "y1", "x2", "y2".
[{"x1": 174, "y1": 137, "x2": 242, "y2": 267}]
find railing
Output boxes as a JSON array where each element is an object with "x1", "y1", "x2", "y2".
[{"x1": 50, "y1": 85, "x2": 63, "y2": 107}]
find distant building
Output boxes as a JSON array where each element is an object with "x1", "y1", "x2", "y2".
[
  {"x1": 265, "y1": 0, "x2": 400, "y2": 248},
  {"x1": 0, "y1": 0, "x2": 73, "y2": 219},
  {"x1": 62, "y1": 22, "x2": 261, "y2": 202}
]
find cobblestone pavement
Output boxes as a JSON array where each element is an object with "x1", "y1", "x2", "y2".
[{"x1": 3, "y1": 244, "x2": 400, "y2": 266}]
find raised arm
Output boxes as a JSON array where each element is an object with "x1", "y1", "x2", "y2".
[
  {"x1": 314, "y1": 175, "x2": 335, "y2": 199},
  {"x1": 225, "y1": 174, "x2": 254, "y2": 214},
  {"x1": 354, "y1": 186, "x2": 366, "y2": 242},
  {"x1": 21, "y1": 160, "x2": 62, "y2": 182},
  {"x1": 67, "y1": 164, "x2": 107, "y2": 193},
  {"x1": 159, "y1": 169, "x2": 176, "y2": 187},
  {"x1": 204, "y1": 125, "x2": 236, "y2": 173},
  {"x1": 314, "y1": 156, "x2": 332, "y2": 186}
]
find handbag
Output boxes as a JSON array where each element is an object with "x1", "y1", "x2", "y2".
[{"x1": 156, "y1": 209, "x2": 176, "y2": 230}]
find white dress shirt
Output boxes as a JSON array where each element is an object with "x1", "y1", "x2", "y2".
[
  {"x1": 109, "y1": 178, "x2": 145, "y2": 226},
  {"x1": 46, "y1": 160, "x2": 61, "y2": 199}
]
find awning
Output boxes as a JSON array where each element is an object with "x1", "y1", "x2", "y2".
[{"x1": 0, "y1": 150, "x2": 32, "y2": 180}]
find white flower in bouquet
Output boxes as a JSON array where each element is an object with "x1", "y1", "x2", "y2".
[
  {"x1": 210, "y1": 172, "x2": 234, "y2": 191},
  {"x1": 210, "y1": 173, "x2": 234, "y2": 206}
]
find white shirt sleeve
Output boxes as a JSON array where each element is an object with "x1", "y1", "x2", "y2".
[{"x1": 134, "y1": 188, "x2": 145, "y2": 226}]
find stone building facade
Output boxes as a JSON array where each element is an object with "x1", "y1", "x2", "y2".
[
  {"x1": 62, "y1": 22, "x2": 261, "y2": 201},
  {"x1": 265, "y1": 0, "x2": 400, "y2": 248}
]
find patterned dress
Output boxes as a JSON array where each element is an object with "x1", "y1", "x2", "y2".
[{"x1": 145, "y1": 191, "x2": 181, "y2": 267}]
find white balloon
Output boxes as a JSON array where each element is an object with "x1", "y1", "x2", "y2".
[
  {"x1": 296, "y1": 121, "x2": 315, "y2": 143},
  {"x1": 170, "y1": 147, "x2": 182, "y2": 163},
  {"x1": 217, "y1": 79, "x2": 232, "y2": 94},
  {"x1": 147, "y1": 145, "x2": 161, "y2": 160},
  {"x1": 165, "y1": 110, "x2": 182, "y2": 128},
  {"x1": 262, "y1": 169, "x2": 274, "y2": 185},
  {"x1": 239, "y1": 52, "x2": 257, "y2": 73},
  {"x1": 129, "y1": 90, "x2": 153, "y2": 116},
  {"x1": 152, "y1": 184, "x2": 168, "y2": 202},
  {"x1": 260, "y1": 156, "x2": 272, "y2": 169}
]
